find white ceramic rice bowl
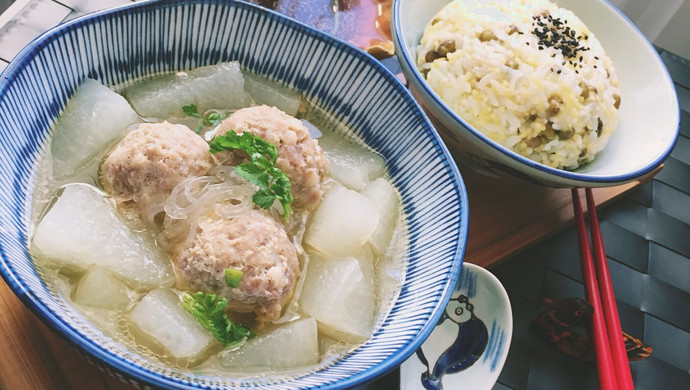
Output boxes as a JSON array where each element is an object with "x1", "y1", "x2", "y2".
[{"x1": 393, "y1": 0, "x2": 680, "y2": 187}]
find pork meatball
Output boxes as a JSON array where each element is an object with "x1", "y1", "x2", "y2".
[
  {"x1": 100, "y1": 122, "x2": 214, "y2": 222},
  {"x1": 216, "y1": 105, "x2": 328, "y2": 209},
  {"x1": 174, "y1": 209, "x2": 300, "y2": 322}
]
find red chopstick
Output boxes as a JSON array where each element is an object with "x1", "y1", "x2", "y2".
[
  {"x1": 571, "y1": 188, "x2": 618, "y2": 390},
  {"x1": 585, "y1": 188, "x2": 635, "y2": 390}
]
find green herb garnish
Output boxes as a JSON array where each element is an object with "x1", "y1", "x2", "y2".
[
  {"x1": 180, "y1": 292, "x2": 254, "y2": 349},
  {"x1": 205, "y1": 111, "x2": 226, "y2": 126},
  {"x1": 182, "y1": 104, "x2": 202, "y2": 118},
  {"x1": 209, "y1": 131, "x2": 294, "y2": 220},
  {"x1": 224, "y1": 268, "x2": 243, "y2": 288},
  {"x1": 182, "y1": 104, "x2": 228, "y2": 133}
]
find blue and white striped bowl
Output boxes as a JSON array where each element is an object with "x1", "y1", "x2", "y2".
[
  {"x1": 393, "y1": 0, "x2": 679, "y2": 187},
  {"x1": 0, "y1": 0, "x2": 468, "y2": 389}
]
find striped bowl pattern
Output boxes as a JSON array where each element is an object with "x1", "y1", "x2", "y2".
[{"x1": 0, "y1": 0, "x2": 468, "y2": 389}]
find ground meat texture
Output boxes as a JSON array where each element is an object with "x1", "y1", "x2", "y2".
[
  {"x1": 216, "y1": 105, "x2": 328, "y2": 209},
  {"x1": 100, "y1": 122, "x2": 214, "y2": 221},
  {"x1": 174, "y1": 209, "x2": 300, "y2": 322}
]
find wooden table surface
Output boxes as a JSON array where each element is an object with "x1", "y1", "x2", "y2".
[{"x1": 0, "y1": 165, "x2": 646, "y2": 390}]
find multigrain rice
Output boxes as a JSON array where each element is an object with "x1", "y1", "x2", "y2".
[{"x1": 417, "y1": 0, "x2": 621, "y2": 169}]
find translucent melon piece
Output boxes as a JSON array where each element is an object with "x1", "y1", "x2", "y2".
[
  {"x1": 31, "y1": 183, "x2": 174, "y2": 289},
  {"x1": 73, "y1": 268, "x2": 130, "y2": 310},
  {"x1": 51, "y1": 78, "x2": 138, "y2": 179},
  {"x1": 299, "y1": 255, "x2": 375, "y2": 343},
  {"x1": 219, "y1": 317, "x2": 318, "y2": 370},
  {"x1": 362, "y1": 178, "x2": 401, "y2": 256},
  {"x1": 304, "y1": 184, "x2": 380, "y2": 258},
  {"x1": 129, "y1": 289, "x2": 216, "y2": 360},
  {"x1": 357, "y1": 245, "x2": 376, "y2": 283},
  {"x1": 377, "y1": 220, "x2": 406, "y2": 314},
  {"x1": 320, "y1": 335, "x2": 355, "y2": 361},
  {"x1": 124, "y1": 62, "x2": 251, "y2": 119},
  {"x1": 318, "y1": 134, "x2": 386, "y2": 190},
  {"x1": 243, "y1": 72, "x2": 302, "y2": 117}
]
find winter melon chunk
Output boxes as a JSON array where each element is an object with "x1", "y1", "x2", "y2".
[
  {"x1": 362, "y1": 178, "x2": 401, "y2": 256},
  {"x1": 31, "y1": 183, "x2": 175, "y2": 289},
  {"x1": 299, "y1": 255, "x2": 375, "y2": 343},
  {"x1": 242, "y1": 72, "x2": 303, "y2": 117},
  {"x1": 129, "y1": 289, "x2": 217, "y2": 360},
  {"x1": 124, "y1": 62, "x2": 250, "y2": 119},
  {"x1": 73, "y1": 268, "x2": 130, "y2": 310},
  {"x1": 304, "y1": 184, "x2": 380, "y2": 258},
  {"x1": 219, "y1": 317, "x2": 319, "y2": 370},
  {"x1": 318, "y1": 134, "x2": 386, "y2": 190},
  {"x1": 51, "y1": 78, "x2": 138, "y2": 179}
]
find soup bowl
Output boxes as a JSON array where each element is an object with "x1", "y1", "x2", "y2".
[
  {"x1": 0, "y1": 0, "x2": 468, "y2": 388},
  {"x1": 393, "y1": 0, "x2": 680, "y2": 187}
]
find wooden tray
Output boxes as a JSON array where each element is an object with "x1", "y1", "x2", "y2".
[
  {"x1": 462, "y1": 167, "x2": 646, "y2": 268},
  {"x1": 0, "y1": 166, "x2": 646, "y2": 389}
]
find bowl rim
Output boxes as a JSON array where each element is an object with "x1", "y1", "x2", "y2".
[
  {"x1": 391, "y1": 0, "x2": 680, "y2": 186},
  {"x1": 0, "y1": 0, "x2": 470, "y2": 388}
]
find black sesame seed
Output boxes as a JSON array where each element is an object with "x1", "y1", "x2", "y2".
[{"x1": 530, "y1": 14, "x2": 590, "y2": 60}]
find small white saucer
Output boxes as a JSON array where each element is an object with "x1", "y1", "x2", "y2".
[{"x1": 400, "y1": 263, "x2": 513, "y2": 390}]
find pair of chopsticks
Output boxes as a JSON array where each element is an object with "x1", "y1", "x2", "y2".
[{"x1": 571, "y1": 188, "x2": 634, "y2": 390}]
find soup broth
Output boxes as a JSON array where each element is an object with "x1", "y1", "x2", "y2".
[{"x1": 30, "y1": 62, "x2": 406, "y2": 376}]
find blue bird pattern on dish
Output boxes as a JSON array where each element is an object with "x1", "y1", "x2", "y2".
[
  {"x1": 414, "y1": 265, "x2": 510, "y2": 389},
  {"x1": 417, "y1": 295, "x2": 488, "y2": 390}
]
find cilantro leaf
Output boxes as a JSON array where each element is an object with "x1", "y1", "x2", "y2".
[
  {"x1": 209, "y1": 131, "x2": 294, "y2": 220},
  {"x1": 204, "y1": 112, "x2": 225, "y2": 127},
  {"x1": 250, "y1": 136, "x2": 278, "y2": 163},
  {"x1": 235, "y1": 162, "x2": 270, "y2": 188},
  {"x1": 253, "y1": 189, "x2": 277, "y2": 209},
  {"x1": 180, "y1": 292, "x2": 254, "y2": 349},
  {"x1": 210, "y1": 131, "x2": 243, "y2": 153},
  {"x1": 182, "y1": 104, "x2": 202, "y2": 118},
  {"x1": 182, "y1": 104, "x2": 227, "y2": 134}
]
